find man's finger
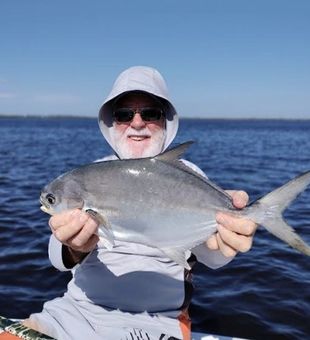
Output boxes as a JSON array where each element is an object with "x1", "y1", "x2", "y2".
[
  {"x1": 217, "y1": 224, "x2": 253, "y2": 253},
  {"x1": 205, "y1": 234, "x2": 219, "y2": 250},
  {"x1": 49, "y1": 209, "x2": 80, "y2": 230},
  {"x1": 53, "y1": 211, "x2": 89, "y2": 242},
  {"x1": 67, "y1": 233, "x2": 99, "y2": 253},
  {"x1": 68, "y1": 217, "x2": 99, "y2": 248},
  {"x1": 216, "y1": 213, "x2": 257, "y2": 236},
  {"x1": 229, "y1": 190, "x2": 249, "y2": 209},
  {"x1": 216, "y1": 231, "x2": 237, "y2": 258}
]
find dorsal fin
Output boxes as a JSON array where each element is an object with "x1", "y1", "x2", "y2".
[{"x1": 155, "y1": 141, "x2": 194, "y2": 161}]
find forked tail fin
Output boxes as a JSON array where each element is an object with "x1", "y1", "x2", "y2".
[{"x1": 246, "y1": 171, "x2": 310, "y2": 256}]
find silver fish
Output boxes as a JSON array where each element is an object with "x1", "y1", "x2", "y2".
[{"x1": 40, "y1": 142, "x2": 310, "y2": 268}]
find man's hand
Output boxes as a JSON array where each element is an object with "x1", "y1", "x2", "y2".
[
  {"x1": 206, "y1": 190, "x2": 257, "y2": 257},
  {"x1": 49, "y1": 209, "x2": 100, "y2": 266}
]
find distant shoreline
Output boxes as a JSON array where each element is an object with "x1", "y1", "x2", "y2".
[{"x1": 0, "y1": 114, "x2": 309, "y2": 121}]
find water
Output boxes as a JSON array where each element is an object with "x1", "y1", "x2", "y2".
[{"x1": 0, "y1": 117, "x2": 309, "y2": 339}]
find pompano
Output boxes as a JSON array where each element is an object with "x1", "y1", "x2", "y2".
[{"x1": 40, "y1": 142, "x2": 310, "y2": 269}]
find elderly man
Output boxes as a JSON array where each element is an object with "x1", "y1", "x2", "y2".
[{"x1": 24, "y1": 66, "x2": 256, "y2": 340}]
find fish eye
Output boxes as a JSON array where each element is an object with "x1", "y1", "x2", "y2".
[{"x1": 46, "y1": 193, "x2": 56, "y2": 205}]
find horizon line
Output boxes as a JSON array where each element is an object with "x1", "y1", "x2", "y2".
[{"x1": 0, "y1": 113, "x2": 310, "y2": 121}]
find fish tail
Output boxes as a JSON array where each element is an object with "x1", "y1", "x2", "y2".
[{"x1": 246, "y1": 171, "x2": 310, "y2": 256}]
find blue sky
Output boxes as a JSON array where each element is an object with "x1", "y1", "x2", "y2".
[{"x1": 1, "y1": 0, "x2": 309, "y2": 118}]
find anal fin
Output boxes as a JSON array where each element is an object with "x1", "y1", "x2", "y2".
[{"x1": 160, "y1": 246, "x2": 191, "y2": 270}]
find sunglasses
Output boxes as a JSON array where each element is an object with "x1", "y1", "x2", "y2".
[{"x1": 113, "y1": 107, "x2": 164, "y2": 123}]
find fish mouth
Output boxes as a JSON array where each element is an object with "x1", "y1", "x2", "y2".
[
  {"x1": 40, "y1": 205, "x2": 50, "y2": 214},
  {"x1": 39, "y1": 195, "x2": 52, "y2": 215}
]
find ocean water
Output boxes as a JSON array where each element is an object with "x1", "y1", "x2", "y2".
[{"x1": 0, "y1": 117, "x2": 309, "y2": 340}]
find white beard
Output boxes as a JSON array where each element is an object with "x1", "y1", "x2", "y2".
[{"x1": 110, "y1": 126, "x2": 166, "y2": 159}]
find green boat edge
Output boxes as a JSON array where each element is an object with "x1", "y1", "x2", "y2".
[{"x1": 0, "y1": 316, "x2": 55, "y2": 340}]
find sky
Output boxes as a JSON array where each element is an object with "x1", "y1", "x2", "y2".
[{"x1": 0, "y1": 0, "x2": 309, "y2": 119}]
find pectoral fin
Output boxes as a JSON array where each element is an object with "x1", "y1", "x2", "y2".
[
  {"x1": 85, "y1": 208, "x2": 115, "y2": 250},
  {"x1": 97, "y1": 227, "x2": 115, "y2": 250},
  {"x1": 160, "y1": 246, "x2": 191, "y2": 270}
]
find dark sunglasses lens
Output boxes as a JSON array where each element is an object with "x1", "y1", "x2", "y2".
[
  {"x1": 141, "y1": 108, "x2": 163, "y2": 121},
  {"x1": 114, "y1": 109, "x2": 134, "y2": 122}
]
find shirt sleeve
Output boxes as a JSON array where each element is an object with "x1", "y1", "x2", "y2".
[
  {"x1": 48, "y1": 234, "x2": 72, "y2": 271},
  {"x1": 191, "y1": 243, "x2": 234, "y2": 269}
]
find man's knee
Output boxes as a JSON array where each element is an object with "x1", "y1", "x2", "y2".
[{"x1": 22, "y1": 318, "x2": 40, "y2": 332}]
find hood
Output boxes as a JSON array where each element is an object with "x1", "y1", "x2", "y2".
[{"x1": 98, "y1": 66, "x2": 179, "y2": 154}]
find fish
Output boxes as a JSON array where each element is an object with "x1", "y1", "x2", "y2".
[{"x1": 40, "y1": 141, "x2": 310, "y2": 269}]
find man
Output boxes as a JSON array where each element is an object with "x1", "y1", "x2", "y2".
[{"x1": 24, "y1": 66, "x2": 257, "y2": 339}]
